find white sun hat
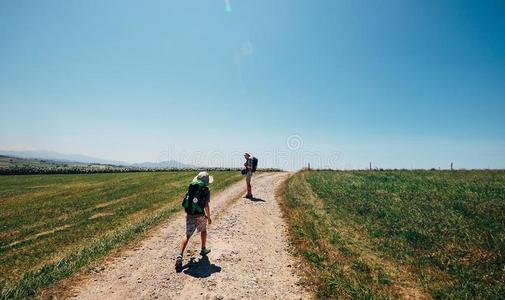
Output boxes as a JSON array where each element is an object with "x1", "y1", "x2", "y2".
[{"x1": 194, "y1": 171, "x2": 214, "y2": 185}]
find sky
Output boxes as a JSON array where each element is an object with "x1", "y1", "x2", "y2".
[{"x1": 0, "y1": 0, "x2": 504, "y2": 170}]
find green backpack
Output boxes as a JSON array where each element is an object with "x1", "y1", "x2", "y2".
[{"x1": 181, "y1": 179, "x2": 209, "y2": 215}]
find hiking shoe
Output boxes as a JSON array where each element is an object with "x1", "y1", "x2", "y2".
[
  {"x1": 200, "y1": 248, "x2": 211, "y2": 256},
  {"x1": 175, "y1": 255, "x2": 183, "y2": 271},
  {"x1": 245, "y1": 194, "x2": 253, "y2": 199}
]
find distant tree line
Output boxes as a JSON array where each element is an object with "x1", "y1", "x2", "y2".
[{"x1": 0, "y1": 166, "x2": 283, "y2": 176}]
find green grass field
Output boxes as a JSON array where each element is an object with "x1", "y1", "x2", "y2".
[
  {"x1": 281, "y1": 170, "x2": 505, "y2": 299},
  {"x1": 0, "y1": 171, "x2": 242, "y2": 299}
]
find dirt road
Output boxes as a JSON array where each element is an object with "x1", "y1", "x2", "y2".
[{"x1": 46, "y1": 172, "x2": 310, "y2": 300}]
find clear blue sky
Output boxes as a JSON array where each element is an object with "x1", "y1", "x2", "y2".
[{"x1": 1, "y1": 0, "x2": 504, "y2": 169}]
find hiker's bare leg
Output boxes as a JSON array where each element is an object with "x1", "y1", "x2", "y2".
[
  {"x1": 246, "y1": 172, "x2": 252, "y2": 195},
  {"x1": 247, "y1": 182, "x2": 252, "y2": 195},
  {"x1": 201, "y1": 231, "x2": 207, "y2": 249},
  {"x1": 179, "y1": 235, "x2": 190, "y2": 254}
]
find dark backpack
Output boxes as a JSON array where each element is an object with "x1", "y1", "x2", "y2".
[
  {"x1": 252, "y1": 157, "x2": 258, "y2": 172},
  {"x1": 181, "y1": 182, "x2": 209, "y2": 215}
]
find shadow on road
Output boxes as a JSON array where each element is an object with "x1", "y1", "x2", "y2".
[
  {"x1": 182, "y1": 256, "x2": 221, "y2": 278},
  {"x1": 243, "y1": 196, "x2": 266, "y2": 202}
]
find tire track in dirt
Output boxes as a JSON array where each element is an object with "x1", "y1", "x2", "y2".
[{"x1": 43, "y1": 172, "x2": 310, "y2": 300}]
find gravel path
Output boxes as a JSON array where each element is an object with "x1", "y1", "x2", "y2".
[{"x1": 45, "y1": 172, "x2": 310, "y2": 300}]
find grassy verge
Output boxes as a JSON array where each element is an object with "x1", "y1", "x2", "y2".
[
  {"x1": 280, "y1": 170, "x2": 505, "y2": 299},
  {"x1": 0, "y1": 171, "x2": 242, "y2": 299}
]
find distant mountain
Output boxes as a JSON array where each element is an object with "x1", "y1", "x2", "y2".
[
  {"x1": 131, "y1": 160, "x2": 195, "y2": 169},
  {"x1": 0, "y1": 150, "x2": 129, "y2": 166},
  {"x1": 0, "y1": 150, "x2": 195, "y2": 169}
]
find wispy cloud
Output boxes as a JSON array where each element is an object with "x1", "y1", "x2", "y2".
[
  {"x1": 241, "y1": 41, "x2": 253, "y2": 56},
  {"x1": 234, "y1": 40, "x2": 254, "y2": 93}
]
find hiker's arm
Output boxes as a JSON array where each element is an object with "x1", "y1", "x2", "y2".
[
  {"x1": 205, "y1": 190, "x2": 211, "y2": 224},
  {"x1": 204, "y1": 202, "x2": 211, "y2": 224}
]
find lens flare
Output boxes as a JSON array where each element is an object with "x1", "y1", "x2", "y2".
[{"x1": 224, "y1": 0, "x2": 231, "y2": 12}]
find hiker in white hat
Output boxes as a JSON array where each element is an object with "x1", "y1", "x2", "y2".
[{"x1": 175, "y1": 171, "x2": 213, "y2": 271}]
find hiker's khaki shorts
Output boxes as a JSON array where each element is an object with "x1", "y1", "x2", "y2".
[
  {"x1": 246, "y1": 170, "x2": 252, "y2": 184},
  {"x1": 186, "y1": 214, "x2": 207, "y2": 236}
]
